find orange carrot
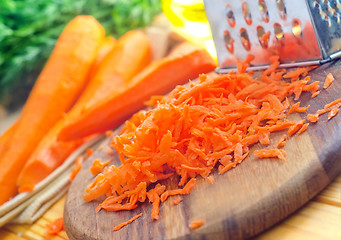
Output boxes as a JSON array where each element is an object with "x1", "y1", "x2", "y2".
[
  {"x1": 113, "y1": 213, "x2": 142, "y2": 231},
  {"x1": 18, "y1": 184, "x2": 35, "y2": 193},
  {"x1": 17, "y1": 30, "x2": 152, "y2": 190},
  {"x1": 274, "y1": 134, "x2": 287, "y2": 148},
  {"x1": 324, "y1": 73, "x2": 334, "y2": 89},
  {"x1": 206, "y1": 175, "x2": 215, "y2": 184},
  {"x1": 287, "y1": 102, "x2": 310, "y2": 114},
  {"x1": 70, "y1": 156, "x2": 84, "y2": 181},
  {"x1": 0, "y1": 16, "x2": 105, "y2": 204},
  {"x1": 88, "y1": 36, "x2": 116, "y2": 79},
  {"x1": 324, "y1": 98, "x2": 341, "y2": 110},
  {"x1": 312, "y1": 90, "x2": 320, "y2": 98},
  {"x1": 0, "y1": 122, "x2": 17, "y2": 157},
  {"x1": 90, "y1": 159, "x2": 110, "y2": 176},
  {"x1": 73, "y1": 30, "x2": 153, "y2": 113},
  {"x1": 147, "y1": 184, "x2": 166, "y2": 220},
  {"x1": 254, "y1": 149, "x2": 286, "y2": 160},
  {"x1": 283, "y1": 67, "x2": 308, "y2": 81},
  {"x1": 172, "y1": 197, "x2": 183, "y2": 205},
  {"x1": 189, "y1": 220, "x2": 205, "y2": 230},
  {"x1": 307, "y1": 113, "x2": 319, "y2": 123},
  {"x1": 297, "y1": 123, "x2": 309, "y2": 134},
  {"x1": 46, "y1": 218, "x2": 64, "y2": 235},
  {"x1": 82, "y1": 59, "x2": 326, "y2": 222},
  {"x1": 86, "y1": 148, "x2": 94, "y2": 159},
  {"x1": 57, "y1": 42, "x2": 217, "y2": 141},
  {"x1": 288, "y1": 120, "x2": 305, "y2": 136},
  {"x1": 328, "y1": 108, "x2": 339, "y2": 120}
]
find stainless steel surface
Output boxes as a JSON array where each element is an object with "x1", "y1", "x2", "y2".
[{"x1": 204, "y1": 0, "x2": 341, "y2": 73}]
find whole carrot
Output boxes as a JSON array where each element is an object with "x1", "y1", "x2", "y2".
[
  {"x1": 87, "y1": 36, "x2": 116, "y2": 80},
  {"x1": 17, "y1": 30, "x2": 152, "y2": 189},
  {"x1": 0, "y1": 122, "x2": 17, "y2": 157},
  {"x1": 58, "y1": 42, "x2": 216, "y2": 141},
  {"x1": 0, "y1": 15, "x2": 105, "y2": 204}
]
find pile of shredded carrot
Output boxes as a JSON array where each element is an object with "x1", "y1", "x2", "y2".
[{"x1": 84, "y1": 56, "x2": 341, "y2": 230}]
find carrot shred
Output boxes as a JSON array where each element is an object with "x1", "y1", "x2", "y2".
[
  {"x1": 90, "y1": 159, "x2": 110, "y2": 176},
  {"x1": 312, "y1": 91, "x2": 320, "y2": 98},
  {"x1": 297, "y1": 123, "x2": 309, "y2": 134},
  {"x1": 206, "y1": 175, "x2": 215, "y2": 184},
  {"x1": 324, "y1": 98, "x2": 341, "y2": 110},
  {"x1": 307, "y1": 114, "x2": 319, "y2": 123},
  {"x1": 86, "y1": 148, "x2": 94, "y2": 159},
  {"x1": 274, "y1": 135, "x2": 287, "y2": 148},
  {"x1": 287, "y1": 102, "x2": 310, "y2": 114},
  {"x1": 172, "y1": 197, "x2": 183, "y2": 205},
  {"x1": 113, "y1": 213, "x2": 142, "y2": 231},
  {"x1": 283, "y1": 67, "x2": 308, "y2": 81},
  {"x1": 324, "y1": 73, "x2": 334, "y2": 89},
  {"x1": 46, "y1": 217, "x2": 64, "y2": 235},
  {"x1": 189, "y1": 220, "x2": 205, "y2": 230},
  {"x1": 70, "y1": 156, "x2": 84, "y2": 181},
  {"x1": 328, "y1": 108, "x2": 339, "y2": 120},
  {"x1": 254, "y1": 149, "x2": 286, "y2": 160},
  {"x1": 288, "y1": 120, "x2": 305, "y2": 136}
]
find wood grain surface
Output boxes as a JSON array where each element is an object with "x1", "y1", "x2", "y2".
[{"x1": 64, "y1": 61, "x2": 341, "y2": 240}]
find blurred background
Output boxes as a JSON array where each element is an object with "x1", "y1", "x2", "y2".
[{"x1": 0, "y1": 0, "x2": 214, "y2": 113}]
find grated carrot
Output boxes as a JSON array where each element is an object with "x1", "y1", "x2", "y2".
[
  {"x1": 70, "y1": 156, "x2": 84, "y2": 181},
  {"x1": 86, "y1": 148, "x2": 94, "y2": 159},
  {"x1": 328, "y1": 108, "x2": 339, "y2": 120},
  {"x1": 254, "y1": 149, "x2": 286, "y2": 160},
  {"x1": 324, "y1": 73, "x2": 334, "y2": 89},
  {"x1": 297, "y1": 123, "x2": 309, "y2": 134},
  {"x1": 307, "y1": 114, "x2": 319, "y2": 123},
  {"x1": 46, "y1": 217, "x2": 64, "y2": 235},
  {"x1": 113, "y1": 213, "x2": 142, "y2": 231},
  {"x1": 172, "y1": 197, "x2": 183, "y2": 205},
  {"x1": 312, "y1": 91, "x2": 320, "y2": 98},
  {"x1": 274, "y1": 135, "x2": 287, "y2": 148},
  {"x1": 288, "y1": 120, "x2": 305, "y2": 136},
  {"x1": 287, "y1": 102, "x2": 310, "y2": 114},
  {"x1": 90, "y1": 158, "x2": 110, "y2": 176},
  {"x1": 206, "y1": 175, "x2": 215, "y2": 184},
  {"x1": 189, "y1": 220, "x2": 205, "y2": 230},
  {"x1": 83, "y1": 60, "x2": 334, "y2": 225},
  {"x1": 283, "y1": 67, "x2": 308, "y2": 81}
]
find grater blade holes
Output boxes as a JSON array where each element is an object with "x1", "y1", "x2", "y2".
[
  {"x1": 225, "y1": 5, "x2": 236, "y2": 28},
  {"x1": 257, "y1": 26, "x2": 270, "y2": 48},
  {"x1": 292, "y1": 19, "x2": 303, "y2": 44},
  {"x1": 274, "y1": 23, "x2": 285, "y2": 44},
  {"x1": 258, "y1": 0, "x2": 269, "y2": 23},
  {"x1": 240, "y1": 28, "x2": 251, "y2": 51},
  {"x1": 242, "y1": 2, "x2": 252, "y2": 25},
  {"x1": 276, "y1": 0, "x2": 287, "y2": 20},
  {"x1": 224, "y1": 30, "x2": 234, "y2": 53}
]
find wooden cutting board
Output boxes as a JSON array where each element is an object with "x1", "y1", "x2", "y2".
[{"x1": 64, "y1": 61, "x2": 341, "y2": 240}]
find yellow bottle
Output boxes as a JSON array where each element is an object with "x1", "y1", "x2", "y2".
[{"x1": 162, "y1": 0, "x2": 217, "y2": 60}]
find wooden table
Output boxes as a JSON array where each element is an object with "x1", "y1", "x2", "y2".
[{"x1": 0, "y1": 173, "x2": 339, "y2": 240}]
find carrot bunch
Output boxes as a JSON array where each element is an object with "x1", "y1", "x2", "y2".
[
  {"x1": 84, "y1": 57, "x2": 334, "y2": 222},
  {"x1": 0, "y1": 15, "x2": 216, "y2": 205},
  {"x1": 0, "y1": 16, "x2": 105, "y2": 204}
]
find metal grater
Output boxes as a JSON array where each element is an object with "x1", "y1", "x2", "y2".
[{"x1": 204, "y1": 0, "x2": 341, "y2": 73}]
